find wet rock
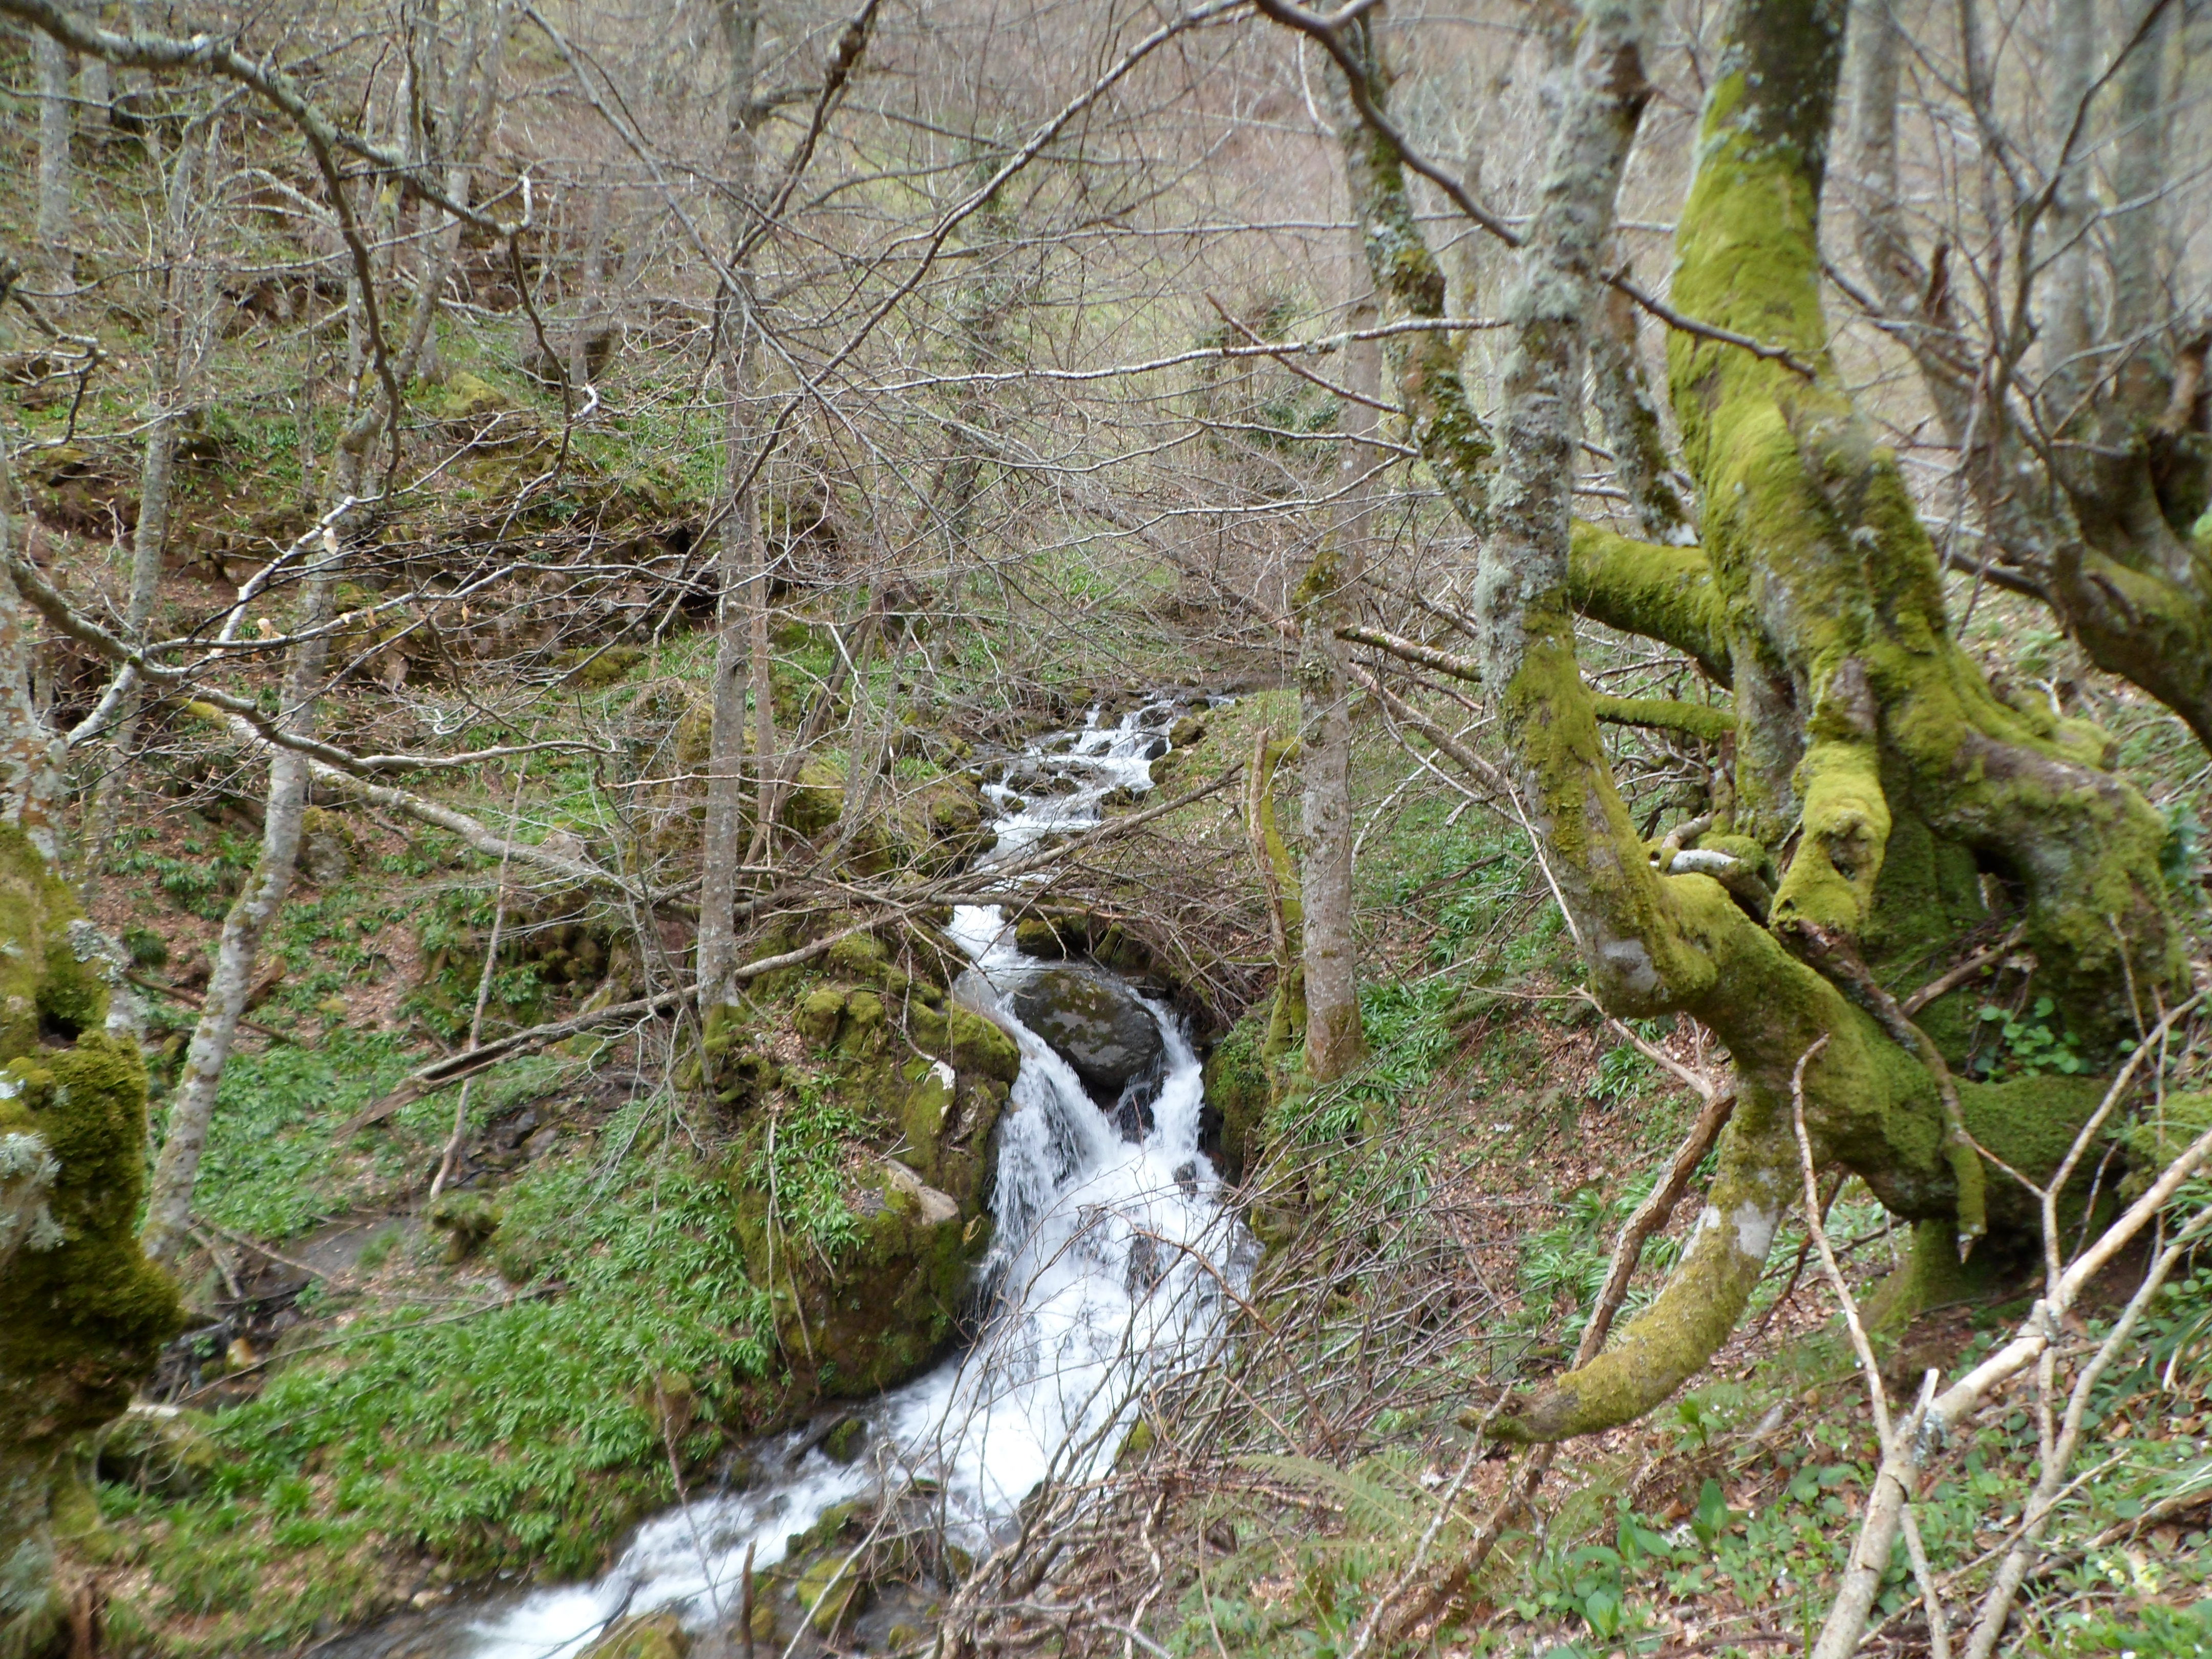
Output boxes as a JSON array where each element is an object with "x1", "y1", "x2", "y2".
[
  {"x1": 1010, "y1": 965, "x2": 1163, "y2": 1096},
  {"x1": 823, "y1": 1415, "x2": 868, "y2": 1463}
]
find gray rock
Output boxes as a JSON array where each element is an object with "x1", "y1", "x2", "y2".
[{"x1": 1010, "y1": 965, "x2": 1163, "y2": 1096}]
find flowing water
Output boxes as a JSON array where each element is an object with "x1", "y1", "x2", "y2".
[{"x1": 371, "y1": 696, "x2": 1248, "y2": 1659}]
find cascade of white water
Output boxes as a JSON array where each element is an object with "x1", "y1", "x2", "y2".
[{"x1": 457, "y1": 698, "x2": 1245, "y2": 1659}]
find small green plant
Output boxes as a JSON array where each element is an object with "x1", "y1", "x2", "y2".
[{"x1": 1975, "y1": 995, "x2": 2087, "y2": 1076}]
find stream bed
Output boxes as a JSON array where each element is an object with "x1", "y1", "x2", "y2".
[{"x1": 328, "y1": 696, "x2": 1249, "y2": 1659}]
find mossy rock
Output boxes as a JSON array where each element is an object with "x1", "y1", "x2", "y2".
[
  {"x1": 92, "y1": 1406, "x2": 225, "y2": 1497},
  {"x1": 1202, "y1": 1008, "x2": 1270, "y2": 1184},
  {"x1": 427, "y1": 1191, "x2": 504, "y2": 1262},
  {"x1": 824, "y1": 931, "x2": 890, "y2": 982},
  {"x1": 794, "y1": 1549, "x2": 869, "y2": 1635},
  {"x1": 947, "y1": 1006, "x2": 1019, "y2": 1085},
  {"x1": 558, "y1": 645, "x2": 648, "y2": 689},
  {"x1": 1013, "y1": 917, "x2": 1079, "y2": 959},
  {"x1": 823, "y1": 1416, "x2": 868, "y2": 1463},
  {"x1": 795, "y1": 988, "x2": 847, "y2": 1047},
  {"x1": 754, "y1": 1156, "x2": 979, "y2": 1398},
  {"x1": 838, "y1": 990, "x2": 887, "y2": 1054},
  {"x1": 578, "y1": 1611, "x2": 689, "y2": 1659},
  {"x1": 431, "y1": 370, "x2": 509, "y2": 419},
  {"x1": 743, "y1": 1046, "x2": 1008, "y2": 1396}
]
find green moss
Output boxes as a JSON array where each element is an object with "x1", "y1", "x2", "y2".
[
  {"x1": 1497, "y1": 1087, "x2": 1795, "y2": 1443},
  {"x1": 795, "y1": 987, "x2": 847, "y2": 1047},
  {"x1": 579, "y1": 1611, "x2": 689, "y2": 1659},
  {"x1": 1202, "y1": 1010, "x2": 1270, "y2": 1184},
  {"x1": 1, "y1": 828, "x2": 181, "y2": 1657},
  {"x1": 947, "y1": 1005, "x2": 1019, "y2": 1084},
  {"x1": 1772, "y1": 739, "x2": 1889, "y2": 938},
  {"x1": 1567, "y1": 523, "x2": 1732, "y2": 679}
]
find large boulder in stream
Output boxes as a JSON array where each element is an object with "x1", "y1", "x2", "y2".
[{"x1": 1010, "y1": 965, "x2": 1162, "y2": 1097}]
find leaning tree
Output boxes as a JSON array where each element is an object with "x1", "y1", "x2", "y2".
[{"x1": 1265, "y1": 0, "x2": 2202, "y2": 1440}]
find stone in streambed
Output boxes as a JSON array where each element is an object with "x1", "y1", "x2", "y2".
[
  {"x1": 578, "y1": 1610, "x2": 688, "y2": 1659},
  {"x1": 1009, "y1": 965, "x2": 1162, "y2": 1096}
]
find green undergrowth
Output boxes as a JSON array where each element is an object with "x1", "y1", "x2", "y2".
[
  {"x1": 179, "y1": 1030, "x2": 420, "y2": 1240},
  {"x1": 98, "y1": 1100, "x2": 775, "y2": 1652}
]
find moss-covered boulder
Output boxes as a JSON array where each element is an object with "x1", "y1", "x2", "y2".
[
  {"x1": 1, "y1": 826, "x2": 183, "y2": 1657},
  {"x1": 92, "y1": 1406, "x2": 225, "y2": 1498},
  {"x1": 1201, "y1": 1009, "x2": 1270, "y2": 1184},
  {"x1": 578, "y1": 1610, "x2": 689, "y2": 1659},
  {"x1": 740, "y1": 937, "x2": 1018, "y2": 1398}
]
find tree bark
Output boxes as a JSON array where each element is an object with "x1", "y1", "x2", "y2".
[
  {"x1": 33, "y1": 20, "x2": 71, "y2": 269},
  {"x1": 141, "y1": 575, "x2": 334, "y2": 1271},
  {"x1": 699, "y1": 0, "x2": 770, "y2": 1011},
  {"x1": 1292, "y1": 258, "x2": 1379, "y2": 1084}
]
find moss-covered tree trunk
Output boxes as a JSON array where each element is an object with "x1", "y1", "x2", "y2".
[
  {"x1": 2, "y1": 521, "x2": 181, "y2": 1657},
  {"x1": 1291, "y1": 0, "x2": 2186, "y2": 1442}
]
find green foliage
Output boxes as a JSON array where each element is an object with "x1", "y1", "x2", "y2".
[
  {"x1": 116, "y1": 830, "x2": 258, "y2": 922},
  {"x1": 2035, "y1": 1600, "x2": 2212, "y2": 1657},
  {"x1": 1974, "y1": 996, "x2": 2088, "y2": 1077},
  {"x1": 185, "y1": 1031, "x2": 417, "y2": 1239},
  {"x1": 137, "y1": 1124, "x2": 772, "y2": 1643},
  {"x1": 748, "y1": 1077, "x2": 867, "y2": 1259}
]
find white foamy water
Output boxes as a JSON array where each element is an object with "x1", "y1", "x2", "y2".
[{"x1": 452, "y1": 697, "x2": 1249, "y2": 1658}]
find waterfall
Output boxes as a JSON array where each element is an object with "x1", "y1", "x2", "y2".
[{"x1": 449, "y1": 697, "x2": 1248, "y2": 1659}]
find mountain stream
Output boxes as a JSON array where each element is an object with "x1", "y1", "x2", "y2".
[{"x1": 343, "y1": 696, "x2": 1249, "y2": 1658}]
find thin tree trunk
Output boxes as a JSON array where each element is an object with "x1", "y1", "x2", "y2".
[
  {"x1": 77, "y1": 51, "x2": 107, "y2": 133},
  {"x1": 1293, "y1": 269, "x2": 1378, "y2": 1086},
  {"x1": 698, "y1": 0, "x2": 767, "y2": 1010},
  {"x1": 139, "y1": 11, "x2": 499, "y2": 1265},
  {"x1": 141, "y1": 571, "x2": 334, "y2": 1270},
  {"x1": 1, "y1": 479, "x2": 63, "y2": 859},
  {"x1": 84, "y1": 118, "x2": 215, "y2": 908},
  {"x1": 1589, "y1": 279, "x2": 1691, "y2": 544},
  {"x1": 33, "y1": 22, "x2": 72, "y2": 272},
  {"x1": 569, "y1": 181, "x2": 611, "y2": 389}
]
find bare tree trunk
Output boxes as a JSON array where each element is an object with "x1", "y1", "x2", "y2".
[
  {"x1": 698, "y1": 0, "x2": 768, "y2": 1010},
  {"x1": 1293, "y1": 271, "x2": 1379, "y2": 1086},
  {"x1": 84, "y1": 118, "x2": 216, "y2": 908},
  {"x1": 569, "y1": 180, "x2": 611, "y2": 389},
  {"x1": 33, "y1": 22, "x2": 72, "y2": 273},
  {"x1": 1, "y1": 478, "x2": 63, "y2": 859},
  {"x1": 76, "y1": 50, "x2": 107, "y2": 134},
  {"x1": 141, "y1": 569, "x2": 334, "y2": 1270}
]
